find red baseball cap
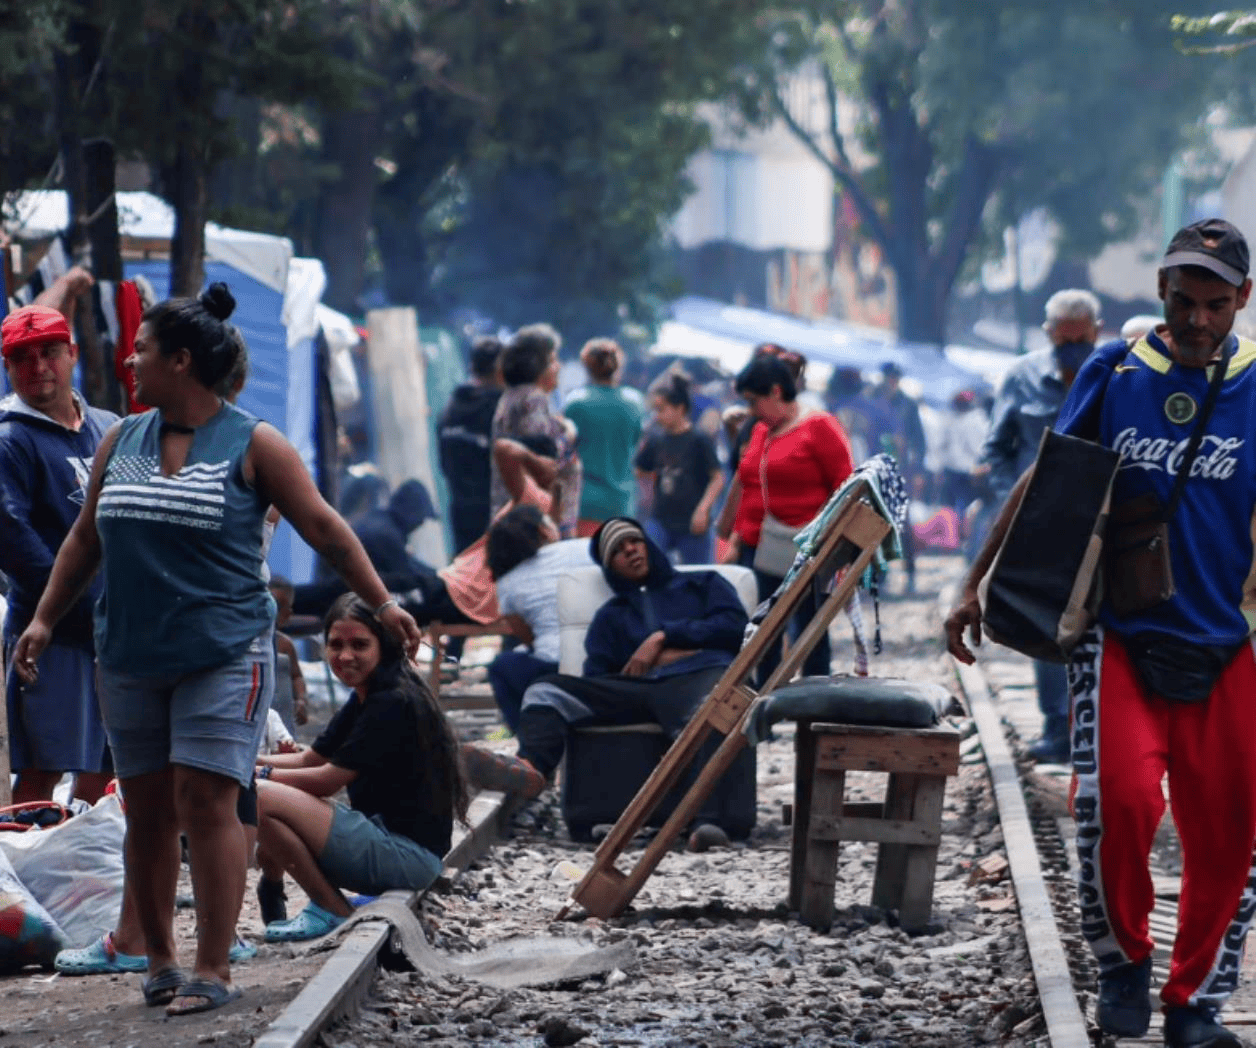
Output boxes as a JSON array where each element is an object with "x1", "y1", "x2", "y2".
[{"x1": 2, "y1": 305, "x2": 73, "y2": 359}]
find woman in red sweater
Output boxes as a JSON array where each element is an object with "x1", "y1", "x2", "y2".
[{"x1": 732, "y1": 354, "x2": 854, "y2": 683}]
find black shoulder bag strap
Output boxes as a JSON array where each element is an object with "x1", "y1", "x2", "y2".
[{"x1": 1162, "y1": 336, "x2": 1233, "y2": 521}]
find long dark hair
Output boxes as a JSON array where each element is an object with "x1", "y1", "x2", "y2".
[{"x1": 323, "y1": 594, "x2": 469, "y2": 825}]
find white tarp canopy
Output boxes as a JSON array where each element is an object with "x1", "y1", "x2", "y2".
[{"x1": 3, "y1": 189, "x2": 292, "y2": 294}]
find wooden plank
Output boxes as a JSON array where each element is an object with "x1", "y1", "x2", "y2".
[
  {"x1": 810, "y1": 813, "x2": 940, "y2": 846},
  {"x1": 814, "y1": 732, "x2": 960, "y2": 776},
  {"x1": 897, "y1": 776, "x2": 947, "y2": 931},
  {"x1": 789, "y1": 724, "x2": 816, "y2": 910},
  {"x1": 799, "y1": 768, "x2": 846, "y2": 930},
  {"x1": 871, "y1": 772, "x2": 918, "y2": 910},
  {"x1": 953, "y1": 652, "x2": 1092, "y2": 1047},
  {"x1": 706, "y1": 683, "x2": 753, "y2": 735}
]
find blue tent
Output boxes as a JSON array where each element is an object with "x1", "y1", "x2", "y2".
[
  {"x1": 669, "y1": 296, "x2": 990, "y2": 405},
  {"x1": 2, "y1": 191, "x2": 326, "y2": 582},
  {"x1": 125, "y1": 260, "x2": 316, "y2": 583}
]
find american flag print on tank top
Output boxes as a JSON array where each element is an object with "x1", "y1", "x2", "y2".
[{"x1": 98, "y1": 455, "x2": 230, "y2": 531}]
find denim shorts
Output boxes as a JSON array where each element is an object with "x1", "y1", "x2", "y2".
[
  {"x1": 318, "y1": 805, "x2": 443, "y2": 896},
  {"x1": 96, "y1": 629, "x2": 273, "y2": 788}
]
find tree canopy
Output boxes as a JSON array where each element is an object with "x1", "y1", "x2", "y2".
[{"x1": 755, "y1": 0, "x2": 1240, "y2": 342}]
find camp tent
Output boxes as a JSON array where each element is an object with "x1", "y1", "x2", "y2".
[
  {"x1": 665, "y1": 295, "x2": 993, "y2": 405},
  {"x1": 1, "y1": 190, "x2": 348, "y2": 583}
]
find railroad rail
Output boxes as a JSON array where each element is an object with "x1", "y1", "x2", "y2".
[
  {"x1": 243, "y1": 632, "x2": 1256, "y2": 1048},
  {"x1": 251, "y1": 787, "x2": 518, "y2": 1048}
]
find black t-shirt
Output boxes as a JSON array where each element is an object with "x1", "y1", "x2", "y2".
[
  {"x1": 635, "y1": 429, "x2": 720, "y2": 532},
  {"x1": 313, "y1": 685, "x2": 452, "y2": 858}
]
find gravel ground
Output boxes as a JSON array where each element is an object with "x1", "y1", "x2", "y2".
[{"x1": 324, "y1": 555, "x2": 1048, "y2": 1048}]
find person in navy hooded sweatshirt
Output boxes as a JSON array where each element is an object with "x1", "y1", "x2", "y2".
[
  {"x1": 465, "y1": 517, "x2": 747, "y2": 846},
  {"x1": 0, "y1": 268, "x2": 117, "y2": 804}
]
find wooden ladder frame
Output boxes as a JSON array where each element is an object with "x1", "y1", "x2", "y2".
[{"x1": 561, "y1": 480, "x2": 892, "y2": 919}]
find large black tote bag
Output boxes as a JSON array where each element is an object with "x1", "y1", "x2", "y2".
[{"x1": 980, "y1": 430, "x2": 1121, "y2": 663}]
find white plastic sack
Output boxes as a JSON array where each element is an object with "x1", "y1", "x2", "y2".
[
  {"x1": 0, "y1": 793, "x2": 126, "y2": 949},
  {"x1": 0, "y1": 845, "x2": 64, "y2": 971}
]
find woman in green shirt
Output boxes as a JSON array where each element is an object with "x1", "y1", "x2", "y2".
[{"x1": 563, "y1": 338, "x2": 644, "y2": 537}]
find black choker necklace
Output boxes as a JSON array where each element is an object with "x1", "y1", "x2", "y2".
[{"x1": 159, "y1": 419, "x2": 196, "y2": 435}]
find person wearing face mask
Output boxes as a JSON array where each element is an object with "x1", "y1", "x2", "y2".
[{"x1": 978, "y1": 288, "x2": 1101, "y2": 765}]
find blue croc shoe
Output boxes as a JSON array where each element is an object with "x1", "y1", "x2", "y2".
[
  {"x1": 264, "y1": 902, "x2": 347, "y2": 943},
  {"x1": 55, "y1": 932, "x2": 148, "y2": 975},
  {"x1": 228, "y1": 936, "x2": 258, "y2": 962}
]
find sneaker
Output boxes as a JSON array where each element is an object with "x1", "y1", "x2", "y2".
[
  {"x1": 687, "y1": 823, "x2": 731, "y2": 853},
  {"x1": 1162, "y1": 1004, "x2": 1242, "y2": 1048},
  {"x1": 1096, "y1": 956, "x2": 1152, "y2": 1038},
  {"x1": 256, "y1": 876, "x2": 288, "y2": 925},
  {"x1": 485, "y1": 725, "x2": 516, "y2": 742},
  {"x1": 55, "y1": 932, "x2": 147, "y2": 975},
  {"x1": 264, "y1": 902, "x2": 347, "y2": 943},
  {"x1": 460, "y1": 745, "x2": 544, "y2": 799}
]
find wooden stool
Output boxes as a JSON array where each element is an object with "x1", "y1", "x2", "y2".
[{"x1": 790, "y1": 721, "x2": 960, "y2": 932}]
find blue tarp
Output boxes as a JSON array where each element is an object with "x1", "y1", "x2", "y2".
[
  {"x1": 126, "y1": 260, "x2": 312, "y2": 583},
  {"x1": 670, "y1": 296, "x2": 989, "y2": 405}
]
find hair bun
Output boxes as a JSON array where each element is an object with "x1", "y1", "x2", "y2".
[
  {"x1": 670, "y1": 371, "x2": 690, "y2": 395},
  {"x1": 199, "y1": 282, "x2": 236, "y2": 322}
]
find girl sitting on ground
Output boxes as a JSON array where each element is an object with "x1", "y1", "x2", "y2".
[{"x1": 254, "y1": 593, "x2": 468, "y2": 941}]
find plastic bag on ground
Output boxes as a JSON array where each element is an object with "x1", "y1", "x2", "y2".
[
  {"x1": 0, "y1": 793, "x2": 125, "y2": 949},
  {"x1": 0, "y1": 846, "x2": 65, "y2": 971}
]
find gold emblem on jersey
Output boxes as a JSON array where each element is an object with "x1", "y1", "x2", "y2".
[{"x1": 1165, "y1": 392, "x2": 1197, "y2": 424}]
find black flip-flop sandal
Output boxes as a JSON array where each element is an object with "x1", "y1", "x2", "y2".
[
  {"x1": 165, "y1": 978, "x2": 242, "y2": 1017},
  {"x1": 141, "y1": 967, "x2": 187, "y2": 1007}
]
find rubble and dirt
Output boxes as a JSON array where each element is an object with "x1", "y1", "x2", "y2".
[{"x1": 322, "y1": 555, "x2": 1050, "y2": 1048}]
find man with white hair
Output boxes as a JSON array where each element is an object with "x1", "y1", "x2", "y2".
[{"x1": 979, "y1": 287, "x2": 1101, "y2": 764}]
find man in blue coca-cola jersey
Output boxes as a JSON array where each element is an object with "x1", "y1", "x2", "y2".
[{"x1": 949, "y1": 219, "x2": 1256, "y2": 1048}]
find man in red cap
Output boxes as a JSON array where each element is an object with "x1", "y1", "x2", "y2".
[{"x1": 0, "y1": 266, "x2": 118, "y2": 804}]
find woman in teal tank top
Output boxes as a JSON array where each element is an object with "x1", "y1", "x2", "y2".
[{"x1": 12, "y1": 284, "x2": 422, "y2": 1016}]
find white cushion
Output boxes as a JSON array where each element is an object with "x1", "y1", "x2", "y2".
[{"x1": 556, "y1": 564, "x2": 757, "y2": 676}]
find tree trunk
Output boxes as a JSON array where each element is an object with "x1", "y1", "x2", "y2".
[
  {"x1": 53, "y1": 32, "x2": 110, "y2": 409},
  {"x1": 168, "y1": 141, "x2": 208, "y2": 297},
  {"x1": 166, "y1": 10, "x2": 210, "y2": 298},
  {"x1": 313, "y1": 107, "x2": 386, "y2": 312},
  {"x1": 83, "y1": 137, "x2": 125, "y2": 414}
]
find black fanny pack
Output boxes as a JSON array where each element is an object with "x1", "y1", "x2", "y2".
[{"x1": 1122, "y1": 632, "x2": 1244, "y2": 704}]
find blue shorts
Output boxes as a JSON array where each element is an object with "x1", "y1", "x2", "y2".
[
  {"x1": 318, "y1": 805, "x2": 443, "y2": 896},
  {"x1": 4, "y1": 638, "x2": 108, "y2": 774},
  {"x1": 96, "y1": 630, "x2": 273, "y2": 788}
]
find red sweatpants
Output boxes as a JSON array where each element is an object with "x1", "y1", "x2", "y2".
[{"x1": 1069, "y1": 628, "x2": 1256, "y2": 1009}]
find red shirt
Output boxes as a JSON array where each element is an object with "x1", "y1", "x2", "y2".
[{"x1": 735, "y1": 411, "x2": 854, "y2": 547}]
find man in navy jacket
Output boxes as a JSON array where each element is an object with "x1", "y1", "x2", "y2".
[
  {"x1": 0, "y1": 268, "x2": 117, "y2": 803},
  {"x1": 498, "y1": 518, "x2": 746, "y2": 832}
]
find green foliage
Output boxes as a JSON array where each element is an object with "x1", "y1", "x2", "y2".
[
  {"x1": 393, "y1": 0, "x2": 779, "y2": 343},
  {"x1": 0, "y1": 1, "x2": 68, "y2": 196},
  {"x1": 1173, "y1": 10, "x2": 1256, "y2": 51}
]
